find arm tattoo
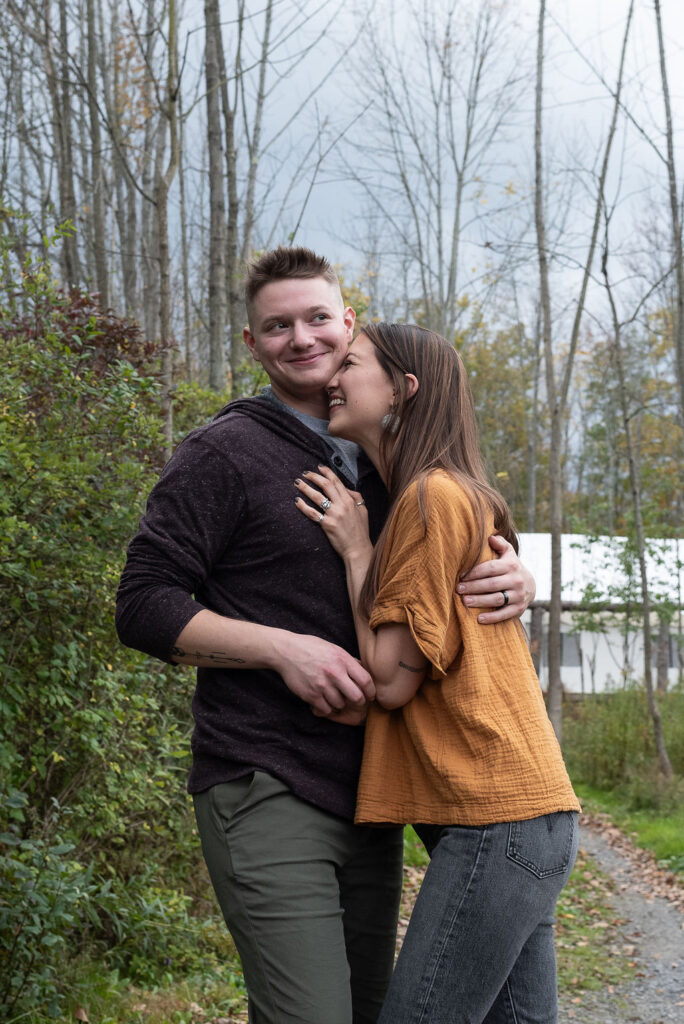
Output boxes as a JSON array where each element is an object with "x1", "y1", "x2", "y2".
[
  {"x1": 171, "y1": 646, "x2": 246, "y2": 665},
  {"x1": 399, "y1": 660, "x2": 424, "y2": 674}
]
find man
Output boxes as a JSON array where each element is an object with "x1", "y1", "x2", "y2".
[{"x1": 116, "y1": 247, "x2": 534, "y2": 1024}]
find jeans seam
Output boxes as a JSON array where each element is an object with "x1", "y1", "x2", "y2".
[
  {"x1": 503, "y1": 976, "x2": 520, "y2": 1024},
  {"x1": 417, "y1": 826, "x2": 489, "y2": 1024}
]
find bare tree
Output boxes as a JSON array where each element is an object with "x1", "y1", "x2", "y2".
[
  {"x1": 654, "y1": 0, "x2": 684, "y2": 428},
  {"x1": 346, "y1": 0, "x2": 526, "y2": 340},
  {"x1": 156, "y1": 0, "x2": 180, "y2": 458},
  {"x1": 205, "y1": 0, "x2": 227, "y2": 390},
  {"x1": 86, "y1": 0, "x2": 108, "y2": 306},
  {"x1": 600, "y1": 229, "x2": 672, "y2": 777},
  {"x1": 534, "y1": 0, "x2": 633, "y2": 739}
]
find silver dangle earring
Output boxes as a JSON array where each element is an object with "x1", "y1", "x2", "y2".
[{"x1": 381, "y1": 412, "x2": 400, "y2": 434}]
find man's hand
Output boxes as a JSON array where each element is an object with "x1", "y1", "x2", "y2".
[
  {"x1": 172, "y1": 610, "x2": 374, "y2": 715},
  {"x1": 457, "y1": 535, "x2": 536, "y2": 625},
  {"x1": 276, "y1": 632, "x2": 375, "y2": 715}
]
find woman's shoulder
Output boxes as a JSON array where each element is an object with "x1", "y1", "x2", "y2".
[{"x1": 401, "y1": 470, "x2": 478, "y2": 519}]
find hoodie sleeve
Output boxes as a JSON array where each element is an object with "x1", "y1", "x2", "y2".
[{"x1": 115, "y1": 429, "x2": 247, "y2": 662}]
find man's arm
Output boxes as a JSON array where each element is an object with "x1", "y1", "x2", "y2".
[
  {"x1": 116, "y1": 431, "x2": 373, "y2": 717},
  {"x1": 172, "y1": 609, "x2": 374, "y2": 715},
  {"x1": 457, "y1": 535, "x2": 536, "y2": 624}
]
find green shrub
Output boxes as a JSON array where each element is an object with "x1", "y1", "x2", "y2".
[
  {"x1": 564, "y1": 684, "x2": 684, "y2": 809},
  {"x1": 0, "y1": 245, "x2": 226, "y2": 1016},
  {"x1": 0, "y1": 791, "x2": 98, "y2": 1020}
]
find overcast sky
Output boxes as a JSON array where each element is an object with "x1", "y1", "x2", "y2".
[{"x1": 284, "y1": 0, "x2": 684, "y2": 282}]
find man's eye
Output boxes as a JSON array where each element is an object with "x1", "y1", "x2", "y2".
[{"x1": 313, "y1": 313, "x2": 329, "y2": 322}]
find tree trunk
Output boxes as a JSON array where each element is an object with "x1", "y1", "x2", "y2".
[
  {"x1": 204, "y1": 0, "x2": 227, "y2": 392},
  {"x1": 656, "y1": 614, "x2": 670, "y2": 695},
  {"x1": 178, "y1": 87, "x2": 193, "y2": 380},
  {"x1": 654, "y1": 0, "x2": 684, "y2": 427},
  {"x1": 534, "y1": 0, "x2": 563, "y2": 737},
  {"x1": 526, "y1": 306, "x2": 541, "y2": 531},
  {"x1": 157, "y1": 0, "x2": 180, "y2": 461},
  {"x1": 86, "y1": 0, "x2": 108, "y2": 307},
  {"x1": 216, "y1": 0, "x2": 245, "y2": 396},
  {"x1": 603, "y1": 248, "x2": 673, "y2": 778},
  {"x1": 534, "y1": 0, "x2": 633, "y2": 740}
]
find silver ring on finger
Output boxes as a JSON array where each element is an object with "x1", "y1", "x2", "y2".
[
  {"x1": 320, "y1": 497, "x2": 332, "y2": 511},
  {"x1": 501, "y1": 590, "x2": 509, "y2": 607},
  {"x1": 356, "y1": 499, "x2": 365, "y2": 506},
  {"x1": 317, "y1": 511, "x2": 325, "y2": 523}
]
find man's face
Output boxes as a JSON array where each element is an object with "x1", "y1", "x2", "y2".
[{"x1": 244, "y1": 277, "x2": 355, "y2": 416}]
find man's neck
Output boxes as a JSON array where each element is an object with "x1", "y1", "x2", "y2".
[{"x1": 268, "y1": 384, "x2": 329, "y2": 421}]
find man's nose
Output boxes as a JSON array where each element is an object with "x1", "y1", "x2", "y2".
[{"x1": 291, "y1": 321, "x2": 315, "y2": 347}]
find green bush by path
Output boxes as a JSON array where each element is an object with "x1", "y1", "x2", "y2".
[
  {"x1": 563, "y1": 685, "x2": 684, "y2": 792},
  {"x1": 564, "y1": 684, "x2": 684, "y2": 874},
  {"x1": 0, "y1": 252, "x2": 235, "y2": 1019}
]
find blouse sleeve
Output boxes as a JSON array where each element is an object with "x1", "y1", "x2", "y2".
[{"x1": 368, "y1": 474, "x2": 486, "y2": 676}]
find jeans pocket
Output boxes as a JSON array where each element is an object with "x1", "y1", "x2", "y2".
[{"x1": 506, "y1": 811, "x2": 578, "y2": 879}]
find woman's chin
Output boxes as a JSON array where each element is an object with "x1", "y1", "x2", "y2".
[{"x1": 328, "y1": 418, "x2": 354, "y2": 442}]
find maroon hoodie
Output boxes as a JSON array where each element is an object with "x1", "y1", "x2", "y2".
[{"x1": 116, "y1": 396, "x2": 388, "y2": 820}]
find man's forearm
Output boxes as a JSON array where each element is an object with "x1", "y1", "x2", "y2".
[
  {"x1": 171, "y1": 609, "x2": 287, "y2": 669},
  {"x1": 172, "y1": 609, "x2": 376, "y2": 715}
]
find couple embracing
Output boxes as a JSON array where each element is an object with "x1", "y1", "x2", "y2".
[{"x1": 117, "y1": 247, "x2": 579, "y2": 1024}]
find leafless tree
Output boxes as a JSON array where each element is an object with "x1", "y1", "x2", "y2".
[
  {"x1": 654, "y1": 0, "x2": 684, "y2": 429},
  {"x1": 345, "y1": 0, "x2": 527, "y2": 340},
  {"x1": 534, "y1": 0, "x2": 633, "y2": 740}
]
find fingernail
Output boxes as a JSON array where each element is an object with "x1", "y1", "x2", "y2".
[
  {"x1": 463, "y1": 596, "x2": 472, "y2": 606},
  {"x1": 294, "y1": 478, "x2": 301, "y2": 484},
  {"x1": 456, "y1": 584, "x2": 465, "y2": 593}
]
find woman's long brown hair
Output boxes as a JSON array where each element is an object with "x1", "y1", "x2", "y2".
[{"x1": 358, "y1": 322, "x2": 518, "y2": 618}]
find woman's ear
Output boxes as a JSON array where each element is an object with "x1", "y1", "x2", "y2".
[{"x1": 404, "y1": 373, "x2": 419, "y2": 399}]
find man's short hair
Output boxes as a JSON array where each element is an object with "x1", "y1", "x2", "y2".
[{"x1": 244, "y1": 246, "x2": 340, "y2": 322}]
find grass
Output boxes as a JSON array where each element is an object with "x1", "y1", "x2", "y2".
[
  {"x1": 555, "y1": 848, "x2": 635, "y2": 996},
  {"x1": 575, "y1": 782, "x2": 684, "y2": 875}
]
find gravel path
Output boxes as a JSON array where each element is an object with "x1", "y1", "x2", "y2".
[{"x1": 558, "y1": 818, "x2": 684, "y2": 1024}]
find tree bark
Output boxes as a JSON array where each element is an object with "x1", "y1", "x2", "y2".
[
  {"x1": 204, "y1": 0, "x2": 227, "y2": 392},
  {"x1": 534, "y1": 0, "x2": 633, "y2": 740},
  {"x1": 654, "y1": 0, "x2": 684, "y2": 427},
  {"x1": 157, "y1": 0, "x2": 180, "y2": 461},
  {"x1": 656, "y1": 614, "x2": 670, "y2": 695},
  {"x1": 86, "y1": 0, "x2": 108, "y2": 307}
]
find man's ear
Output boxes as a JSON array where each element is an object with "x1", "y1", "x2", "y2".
[
  {"x1": 343, "y1": 306, "x2": 356, "y2": 341},
  {"x1": 405, "y1": 373, "x2": 419, "y2": 398},
  {"x1": 243, "y1": 325, "x2": 260, "y2": 361}
]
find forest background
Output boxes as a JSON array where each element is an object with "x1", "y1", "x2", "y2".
[{"x1": 1, "y1": 0, "x2": 683, "y2": 1020}]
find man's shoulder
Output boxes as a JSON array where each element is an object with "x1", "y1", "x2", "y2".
[{"x1": 182, "y1": 397, "x2": 290, "y2": 447}]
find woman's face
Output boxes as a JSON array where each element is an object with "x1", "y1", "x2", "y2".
[{"x1": 326, "y1": 333, "x2": 395, "y2": 451}]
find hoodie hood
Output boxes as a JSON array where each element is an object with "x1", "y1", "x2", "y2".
[{"x1": 210, "y1": 394, "x2": 376, "y2": 489}]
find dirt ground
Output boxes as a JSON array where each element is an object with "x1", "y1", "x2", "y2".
[{"x1": 558, "y1": 816, "x2": 684, "y2": 1024}]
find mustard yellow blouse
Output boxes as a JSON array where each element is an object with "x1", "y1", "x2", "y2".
[{"x1": 355, "y1": 471, "x2": 580, "y2": 826}]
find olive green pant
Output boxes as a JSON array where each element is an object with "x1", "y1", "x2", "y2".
[{"x1": 193, "y1": 772, "x2": 404, "y2": 1024}]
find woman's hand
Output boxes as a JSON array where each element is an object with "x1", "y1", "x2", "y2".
[{"x1": 294, "y1": 465, "x2": 373, "y2": 562}]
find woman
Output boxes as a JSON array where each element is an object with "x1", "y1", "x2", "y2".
[{"x1": 294, "y1": 322, "x2": 580, "y2": 1024}]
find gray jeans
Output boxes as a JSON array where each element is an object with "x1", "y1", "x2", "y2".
[
  {"x1": 379, "y1": 812, "x2": 579, "y2": 1024},
  {"x1": 193, "y1": 772, "x2": 404, "y2": 1024}
]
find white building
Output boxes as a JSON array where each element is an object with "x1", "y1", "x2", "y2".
[{"x1": 517, "y1": 534, "x2": 684, "y2": 695}]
